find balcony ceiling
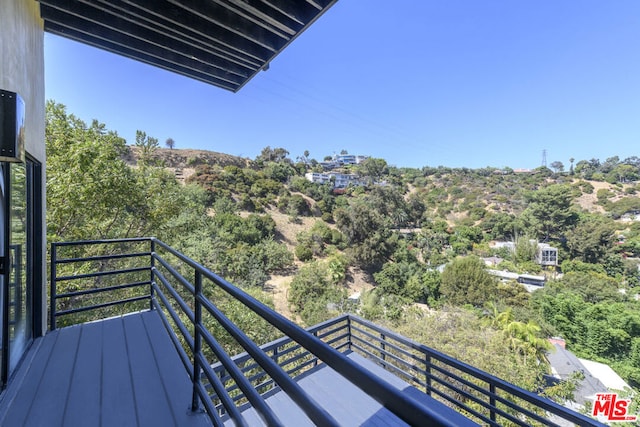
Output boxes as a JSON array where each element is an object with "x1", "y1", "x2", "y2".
[{"x1": 38, "y1": 0, "x2": 338, "y2": 92}]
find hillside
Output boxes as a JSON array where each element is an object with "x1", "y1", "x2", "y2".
[{"x1": 123, "y1": 145, "x2": 253, "y2": 183}]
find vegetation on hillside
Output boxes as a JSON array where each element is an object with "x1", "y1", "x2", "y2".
[{"x1": 47, "y1": 101, "x2": 640, "y2": 403}]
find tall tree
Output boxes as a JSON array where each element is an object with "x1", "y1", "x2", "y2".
[{"x1": 521, "y1": 184, "x2": 577, "y2": 241}]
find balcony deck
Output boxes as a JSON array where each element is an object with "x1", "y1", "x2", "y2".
[{"x1": 0, "y1": 310, "x2": 210, "y2": 427}]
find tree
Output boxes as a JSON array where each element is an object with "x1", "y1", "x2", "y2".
[
  {"x1": 550, "y1": 161, "x2": 564, "y2": 174},
  {"x1": 47, "y1": 101, "x2": 139, "y2": 240},
  {"x1": 358, "y1": 157, "x2": 388, "y2": 184},
  {"x1": 256, "y1": 146, "x2": 290, "y2": 164},
  {"x1": 135, "y1": 130, "x2": 159, "y2": 166},
  {"x1": 521, "y1": 184, "x2": 577, "y2": 241},
  {"x1": 440, "y1": 256, "x2": 498, "y2": 306},
  {"x1": 334, "y1": 199, "x2": 394, "y2": 271},
  {"x1": 165, "y1": 137, "x2": 175, "y2": 150},
  {"x1": 565, "y1": 214, "x2": 616, "y2": 263}
]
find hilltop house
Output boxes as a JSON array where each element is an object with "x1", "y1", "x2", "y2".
[{"x1": 0, "y1": 2, "x2": 603, "y2": 426}]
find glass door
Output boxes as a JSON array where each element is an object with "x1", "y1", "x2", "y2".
[
  {"x1": 0, "y1": 159, "x2": 38, "y2": 389},
  {"x1": 8, "y1": 162, "x2": 31, "y2": 375}
]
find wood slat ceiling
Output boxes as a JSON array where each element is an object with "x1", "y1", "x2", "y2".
[{"x1": 38, "y1": 0, "x2": 338, "y2": 92}]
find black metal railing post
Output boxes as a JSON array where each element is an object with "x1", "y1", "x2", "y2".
[
  {"x1": 346, "y1": 315, "x2": 352, "y2": 351},
  {"x1": 380, "y1": 332, "x2": 386, "y2": 367},
  {"x1": 192, "y1": 270, "x2": 203, "y2": 412},
  {"x1": 149, "y1": 239, "x2": 155, "y2": 311},
  {"x1": 50, "y1": 243, "x2": 57, "y2": 330},
  {"x1": 489, "y1": 383, "x2": 496, "y2": 423},
  {"x1": 425, "y1": 354, "x2": 432, "y2": 396}
]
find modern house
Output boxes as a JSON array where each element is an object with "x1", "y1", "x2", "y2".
[{"x1": 0, "y1": 2, "x2": 605, "y2": 426}]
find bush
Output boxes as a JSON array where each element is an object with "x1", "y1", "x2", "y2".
[{"x1": 295, "y1": 244, "x2": 313, "y2": 261}]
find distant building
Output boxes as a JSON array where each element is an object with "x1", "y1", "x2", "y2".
[
  {"x1": 546, "y1": 340, "x2": 631, "y2": 415},
  {"x1": 537, "y1": 243, "x2": 559, "y2": 266},
  {"x1": 304, "y1": 172, "x2": 364, "y2": 188},
  {"x1": 487, "y1": 269, "x2": 546, "y2": 291},
  {"x1": 335, "y1": 154, "x2": 369, "y2": 165},
  {"x1": 546, "y1": 343, "x2": 609, "y2": 408},
  {"x1": 490, "y1": 240, "x2": 559, "y2": 267}
]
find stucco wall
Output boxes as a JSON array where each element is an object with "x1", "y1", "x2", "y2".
[
  {"x1": 0, "y1": 0, "x2": 45, "y2": 162},
  {"x1": 0, "y1": 0, "x2": 46, "y2": 336}
]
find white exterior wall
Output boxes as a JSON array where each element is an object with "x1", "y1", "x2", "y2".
[{"x1": 1, "y1": 0, "x2": 46, "y2": 336}]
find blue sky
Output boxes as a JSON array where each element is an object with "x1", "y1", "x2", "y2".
[{"x1": 45, "y1": 1, "x2": 640, "y2": 169}]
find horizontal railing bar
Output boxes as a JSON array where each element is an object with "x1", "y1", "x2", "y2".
[
  {"x1": 197, "y1": 323, "x2": 284, "y2": 427},
  {"x1": 351, "y1": 334, "x2": 425, "y2": 376},
  {"x1": 196, "y1": 352, "x2": 247, "y2": 427},
  {"x1": 427, "y1": 363, "x2": 491, "y2": 398},
  {"x1": 55, "y1": 280, "x2": 150, "y2": 299},
  {"x1": 278, "y1": 351, "x2": 315, "y2": 371},
  {"x1": 426, "y1": 374, "x2": 496, "y2": 419},
  {"x1": 56, "y1": 266, "x2": 149, "y2": 282},
  {"x1": 153, "y1": 269, "x2": 195, "y2": 324},
  {"x1": 54, "y1": 251, "x2": 151, "y2": 264},
  {"x1": 306, "y1": 315, "x2": 350, "y2": 332},
  {"x1": 153, "y1": 253, "x2": 196, "y2": 295},
  {"x1": 270, "y1": 344, "x2": 304, "y2": 361},
  {"x1": 197, "y1": 294, "x2": 338, "y2": 427},
  {"x1": 351, "y1": 343, "x2": 422, "y2": 385},
  {"x1": 315, "y1": 324, "x2": 348, "y2": 340},
  {"x1": 351, "y1": 324, "x2": 424, "y2": 364},
  {"x1": 152, "y1": 283, "x2": 195, "y2": 351},
  {"x1": 55, "y1": 295, "x2": 149, "y2": 317},
  {"x1": 323, "y1": 332, "x2": 350, "y2": 347},
  {"x1": 52, "y1": 238, "x2": 152, "y2": 248}
]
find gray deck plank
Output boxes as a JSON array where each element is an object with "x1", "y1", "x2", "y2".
[
  {"x1": 263, "y1": 388, "x2": 313, "y2": 427},
  {"x1": 62, "y1": 320, "x2": 104, "y2": 426},
  {"x1": 296, "y1": 362, "x2": 397, "y2": 426},
  {"x1": 124, "y1": 313, "x2": 177, "y2": 427},
  {"x1": 141, "y1": 310, "x2": 211, "y2": 427},
  {"x1": 101, "y1": 316, "x2": 140, "y2": 426},
  {"x1": 24, "y1": 323, "x2": 83, "y2": 427},
  {"x1": 0, "y1": 330, "x2": 60, "y2": 427}
]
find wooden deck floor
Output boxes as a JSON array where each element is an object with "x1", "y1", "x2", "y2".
[{"x1": 0, "y1": 311, "x2": 210, "y2": 427}]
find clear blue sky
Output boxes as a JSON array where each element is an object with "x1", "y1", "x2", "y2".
[{"x1": 45, "y1": 1, "x2": 640, "y2": 169}]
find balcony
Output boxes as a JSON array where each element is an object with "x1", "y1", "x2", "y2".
[{"x1": 0, "y1": 238, "x2": 603, "y2": 426}]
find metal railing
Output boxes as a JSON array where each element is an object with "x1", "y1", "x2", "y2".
[{"x1": 50, "y1": 238, "x2": 605, "y2": 427}]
